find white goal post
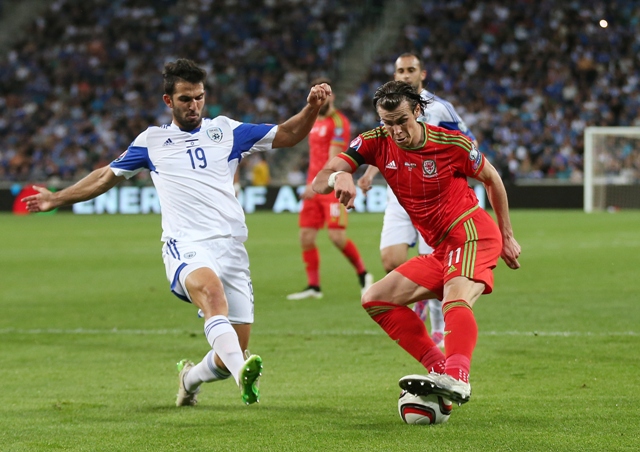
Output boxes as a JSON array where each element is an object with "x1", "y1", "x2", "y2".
[{"x1": 584, "y1": 126, "x2": 640, "y2": 213}]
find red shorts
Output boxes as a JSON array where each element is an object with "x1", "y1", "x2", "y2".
[
  {"x1": 395, "y1": 209, "x2": 502, "y2": 299},
  {"x1": 299, "y1": 192, "x2": 348, "y2": 230}
]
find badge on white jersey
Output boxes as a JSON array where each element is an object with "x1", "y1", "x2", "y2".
[{"x1": 206, "y1": 127, "x2": 223, "y2": 142}]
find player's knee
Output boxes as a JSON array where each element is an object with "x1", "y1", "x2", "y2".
[
  {"x1": 381, "y1": 256, "x2": 401, "y2": 273},
  {"x1": 380, "y1": 245, "x2": 407, "y2": 271},
  {"x1": 360, "y1": 281, "x2": 382, "y2": 305},
  {"x1": 327, "y1": 229, "x2": 346, "y2": 248},
  {"x1": 299, "y1": 229, "x2": 317, "y2": 249},
  {"x1": 193, "y1": 283, "x2": 228, "y2": 313}
]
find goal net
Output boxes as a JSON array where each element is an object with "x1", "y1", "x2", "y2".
[{"x1": 584, "y1": 126, "x2": 640, "y2": 212}]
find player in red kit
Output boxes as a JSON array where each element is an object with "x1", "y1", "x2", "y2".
[
  {"x1": 287, "y1": 78, "x2": 373, "y2": 300},
  {"x1": 312, "y1": 81, "x2": 520, "y2": 406}
]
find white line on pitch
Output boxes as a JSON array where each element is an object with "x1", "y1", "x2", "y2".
[{"x1": 0, "y1": 328, "x2": 637, "y2": 337}]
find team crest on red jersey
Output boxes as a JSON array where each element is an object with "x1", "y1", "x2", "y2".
[
  {"x1": 349, "y1": 136, "x2": 362, "y2": 151},
  {"x1": 469, "y1": 143, "x2": 482, "y2": 171},
  {"x1": 423, "y1": 159, "x2": 437, "y2": 177}
]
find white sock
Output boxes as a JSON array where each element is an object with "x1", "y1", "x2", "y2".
[
  {"x1": 428, "y1": 299, "x2": 445, "y2": 334},
  {"x1": 184, "y1": 351, "x2": 231, "y2": 392},
  {"x1": 204, "y1": 315, "x2": 245, "y2": 385}
]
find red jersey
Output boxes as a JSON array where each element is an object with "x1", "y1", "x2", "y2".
[
  {"x1": 339, "y1": 123, "x2": 485, "y2": 247},
  {"x1": 307, "y1": 111, "x2": 351, "y2": 183}
]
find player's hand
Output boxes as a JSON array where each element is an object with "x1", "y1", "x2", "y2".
[
  {"x1": 300, "y1": 184, "x2": 315, "y2": 200},
  {"x1": 308, "y1": 83, "x2": 332, "y2": 108},
  {"x1": 501, "y1": 236, "x2": 521, "y2": 269},
  {"x1": 22, "y1": 185, "x2": 57, "y2": 212},
  {"x1": 333, "y1": 173, "x2": 356, "y2": 209},
  {"x1": 357, "y1": 174, "x2": 373, "y2": 195}
]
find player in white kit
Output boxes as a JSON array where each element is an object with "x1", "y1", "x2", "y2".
[
  {"x1": 358, "y1": 53, "x2": 477, "y2": 348},
  {"x1": 23, "y1": 59, "x2": 331, "y2": 407}
]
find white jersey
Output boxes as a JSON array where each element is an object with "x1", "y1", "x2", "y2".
[
  {"x1": 110, "y1": 117, "x2": 277, "y2": 242},
  {"x1": 417, "y1": 89, "x2": 474, "y2": 138},
  {"x1": 382, "y1": 89, "x2": 476, "y2": 251}
]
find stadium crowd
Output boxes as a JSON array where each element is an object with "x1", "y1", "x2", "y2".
[
  {"x1": 1, "y1": 0, "x2": 639, "y2": 184},
  {"x1": 341, "y1": 0, "x2": 640, "y2": 183},
  {"x1": 0, "y1": 0, "x2": 363, "y2": 183}
]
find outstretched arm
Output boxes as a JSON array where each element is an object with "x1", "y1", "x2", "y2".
[
  {"x1": 22, "y1": 165, "x2": 124, "y2": 212},
  {"x1": 312, "y1": 156, "x2": 357, "y2": 209},
  {"x1": 272, "y1": 83, "x2": 331, "y2": 148},
  {"x1": 474, "y1": 160, "x2": 521, "y2": 269}
]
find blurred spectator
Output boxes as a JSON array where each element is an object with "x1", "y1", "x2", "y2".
[
  {"x1": 287, "y1": 159, "x2": 308, "y2": 186},
  {"x1": 250, "y1": 153, "x2": 271, "y2": 186}
]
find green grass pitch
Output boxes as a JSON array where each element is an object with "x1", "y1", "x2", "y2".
[{"x1": 1, "y1": 210, "x2": 639, "y2": 451}]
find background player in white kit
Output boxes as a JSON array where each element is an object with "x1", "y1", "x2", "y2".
[
  {"x1": 23, "y1": 59, "x2": 331, "y2": 407},
  {"x1": 358, "y1": 53, "x2": 478, "y2": 348}
]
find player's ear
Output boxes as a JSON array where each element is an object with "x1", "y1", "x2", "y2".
[
  {"x1": 414, "y1": 103, "x2": 421, "y2": 118},
  {"x1": 163, "y1": 94, "x2": 173, "y2": 108}
]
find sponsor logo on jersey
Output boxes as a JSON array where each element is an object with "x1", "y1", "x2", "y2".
[
  {"x1": 447, "y1": 264, "x2": 457, "y2": 274},
  {"x1": 163, "y1": 138, "x2": 174, "y2": 146},
  {"x1": 184, "y1": 251, "x2": 196, "y2": 259},
  {"x1": 206, "y1": 127, "x2": 223, "y2": 142},
  {"x1": 349, "y1": 136, "x2": 362, "y2": 151},
  {"x1": 386, "y1": 160, "x2": 397, "y2": 169},
  {"x1": 470, "y1": 143, "x2": 482, "y2": 171},
  {"x1": 404, "y1": 162, "x2": 417, "y2": 171},
  {"x1": 423, "y1": 159, "x2": 437, "y2": 177},
  {"x1": 114, "y1": 150, "x2": 128, "y2": 162}
]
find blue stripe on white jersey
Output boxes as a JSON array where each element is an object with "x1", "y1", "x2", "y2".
[
  {"x1": 110, "y1": 144, "x2": 157, "y2": 172},
  {"x1": 229, "y1": 123, "x2": 276, "y2": 162},
  {"x1": 438, "y1": 121, "x2": 464, "y2": 132}
]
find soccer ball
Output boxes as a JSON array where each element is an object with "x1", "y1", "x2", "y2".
[{"x1": 397, "y1": 390, "x2": 453, "y2": 425}]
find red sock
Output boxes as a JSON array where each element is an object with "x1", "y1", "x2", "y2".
[
  {"x1": 341, "y1": 239, "x2": 366, "y2": 274},
  {"x1": 302, "y1": 248, "x2": 320, "y2": 287},
  {"x1": 363, "y1": 301, "x2": 445, "y2": 372},
  {"x1": 442, "y1": 299, "x2": 477, "y2": 383}
]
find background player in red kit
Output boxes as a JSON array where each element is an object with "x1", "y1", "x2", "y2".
[
  {"x1": 312, "y1": 80, "x2": 520, "y2": 406},
  {"x1": 287, "y1": 78, "x2": 373, "y2": 300}
]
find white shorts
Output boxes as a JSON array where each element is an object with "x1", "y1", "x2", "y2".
[
  {"x1": 162, "y1": 237, "x2": 254, "y2": 324},
  {"x1": 380, "y1": 187, "x2": 433, "y2": 255}
]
